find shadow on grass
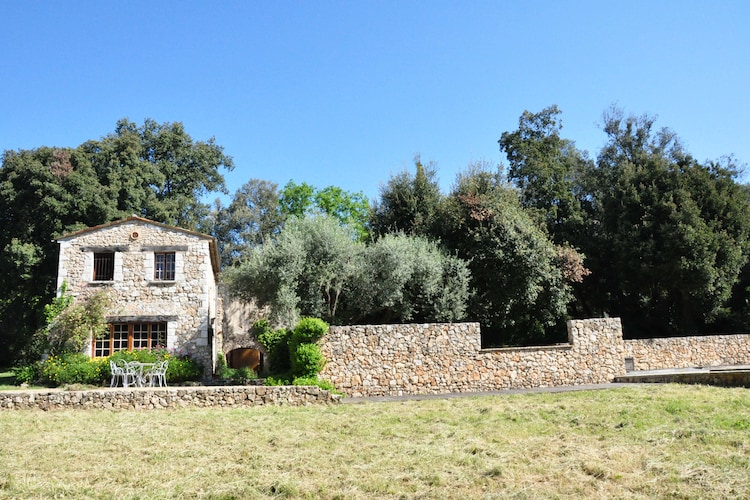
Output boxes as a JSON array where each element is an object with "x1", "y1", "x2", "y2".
[{"x1": 0, "y1": 370, "x2": 17, "y2": 388}]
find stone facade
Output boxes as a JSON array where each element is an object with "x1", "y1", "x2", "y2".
[
  {"x1": 319, "y1": 318, "x2": 626, "y2": 397},
  {"x1": 0, "y1": 386, "x2": 340, "y2": 411},
  {"x1": 56, "y1": 217, "x2": 221, "y2": 375},
  {"x1": 624, "y1": 334, "x2": 750, "y2": 371}
]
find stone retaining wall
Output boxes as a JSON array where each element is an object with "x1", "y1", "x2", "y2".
[
  {"x1": 624, "y1": 334, "x2": 750, "y2": 371},
  {"x1": 319, "y1": 318, "x2": 626, "y2": 397},
  {"x1": 0, "y1": 385, "x2": 340, "y2": 411}
]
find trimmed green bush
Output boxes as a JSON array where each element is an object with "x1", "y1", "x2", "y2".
[
  {"x1": 291, "y1": 317, "x2": 329, "y2": 345},
  {"x1": 291, "y1": 342, "x2": 325, "y2": 378},
  {"x1": 256, "y1": 323, "x2": 292, "y2": 374}
]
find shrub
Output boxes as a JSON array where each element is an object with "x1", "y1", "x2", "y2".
[
  {"x1": 216, "y1": 352, "x2": 233, "y2": 379},
  {"x1": 256, "y1": 323, "x2": 292, "y2": 374},
  {"x1": 265, "y1": 375, "x2": 291, "y2": 386},
  {"x1": 110, "y1": 348, "x2": 203, "y2": 383},
  {"x1": 109, "y1": 349, "x2": 158, "y2": 364},
  {"x1": 232, "y1": 366, "x2": 257, "y2": 384},
  {"x1": 291, "y1": 317, "x2": 329, "y2": 346},
  {"x1": 11, "y1": 363, "x2": 41, "y2": 385},
  {"x1": 292, "y1": 376, "x2": 337, "y2": 392},
  {"x1": 290, "y1": 342, "x2": 325, "y2": 378},
  {"x1": 40, "y1": 353, "x2": 108, "y2": 387},
  {"x1": 166, "y1": 357, "x2": 203, "y2": 383},
  {"x1": 215, "y1": 353, "x2": 257, "y2": 384}
]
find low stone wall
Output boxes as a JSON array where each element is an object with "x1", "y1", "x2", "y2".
[
  {"x1": 624, "y1": 334, "x2": 750, "y2": 371},
  {"x1": 319, "y1": 319, "x2": 626, "y2": 397},
  {"x1": 0, "y1": 385, "x2": 340, "y2": 411}
]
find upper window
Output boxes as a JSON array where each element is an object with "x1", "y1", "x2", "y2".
[
  {"x1": 93, "y1": 252, "x2": 115, "y2": 281},
  {"x1": 154, "y1": 252, "x2": 176, "y2": 281}
]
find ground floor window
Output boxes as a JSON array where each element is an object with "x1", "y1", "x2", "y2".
[{"x1": 93, "y1": 322, "x2": 167, "y2": 357}]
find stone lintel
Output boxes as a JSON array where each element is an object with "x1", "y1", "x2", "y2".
[
  {"x1": 80, "y1": 246, "x2": 129, "y2": 253},
  {"x1": 106, "y1": 315, "x2": 179, "y2": 323},
  {"x1": 140, "y1": 246, "x2": 190, "y2": 252}
]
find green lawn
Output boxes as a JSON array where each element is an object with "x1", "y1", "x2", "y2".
[
  {"x1": 0, "y1": 371, "x2": 16, "y2": 390},
  {"x1": 0, "y1": 384, "x2": 748, "y2": 498}
]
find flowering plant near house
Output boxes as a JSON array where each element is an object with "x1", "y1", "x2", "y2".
[{"x1": 14, "y1": 348, "x2": 203, "y2": 388}]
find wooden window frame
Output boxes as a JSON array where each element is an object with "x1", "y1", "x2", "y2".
[
  {"x1": 92, "y1": 322, "x2": 168, "y2": 357},
  {"x1": 154, "y1": 252, "x2": 176, "y2": 281}
]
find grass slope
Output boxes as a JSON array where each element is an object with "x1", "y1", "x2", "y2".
[{"x1": 0, "y1": 384, "x2": 748, "y2": 498}]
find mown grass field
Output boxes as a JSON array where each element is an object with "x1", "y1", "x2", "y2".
[{"x1": 0, "y1": 384, "x2": 748, "y2": 499}]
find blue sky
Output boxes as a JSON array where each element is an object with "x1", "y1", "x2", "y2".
[{"x1": 2, "y1": 1, "x2": 749, "y2": 202}]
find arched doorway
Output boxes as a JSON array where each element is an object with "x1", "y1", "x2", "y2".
[{"x1": 226, "y1": 348, "x2": 263, "y2": 372}]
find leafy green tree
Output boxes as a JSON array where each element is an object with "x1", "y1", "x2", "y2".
[
  {"x1": 279, "y1": 180, "x2": 371, "y2": 241},
  {"x1": 498, "y1": 105, "x2": 592, "y2": 245},
  {"x1": 278, "y1": 180, "x2": 316, "y2": 218},
  {"x1": 314, "y1": 185, "x2": 371, "y2": 241},
  {"x1": 582, "y1": 108, "x2": 750, "y2": 336},
  {"x1": 345, "y1": 233, "x2": 470, "y2": 324},
  {"x1": 226, "y1": 215, "x2": 362, "y2": 325},
  {"x1": 437, "y1": 163, "x2": 574, "y2": 345},
  {"x1": 370, "y1": 156, "x2": 442, "y2": 237},
  {"x1": 210, "y1": 179, "x2": 285, "y2": 267},
  {"x1": 0, "y1": 119, "x2": 233, "y2": 366},
  {"x1": 81, "y1": 118, "x2": 234, "y2": 230}
]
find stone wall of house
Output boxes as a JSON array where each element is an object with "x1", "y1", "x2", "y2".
[
  {"x1": 319, "y1": 318, "x2": 626, "y2": 397},
  {"x1": 57, "y1": 219, "x2": 219, "y2": 374},
  {"x1": 624, "y1": 334, "x2": 750, "y2": 371},
  {"x1": 0, "y1": 386, "x2": 340, "y2": 411}
]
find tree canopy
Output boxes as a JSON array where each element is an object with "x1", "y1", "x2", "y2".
[
  {"x1": 3, "y1": 105, "x2": 750, "y2": 367},
  {"x1": 0, "y1": 119, "x2": 233, "y2": 366},
  {"x1": 225, "y1": 215, "x2": 470, "y2": 326}
]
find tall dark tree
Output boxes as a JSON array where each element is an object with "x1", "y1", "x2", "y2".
[
  {"x1": 370, "y1": 156, "x2": 442, "y2": 237},
  {"x1": 209, "y1": 179, "x2": 285, "y2": 267},
  {"x1": 498, "y1": 105, "x2": 592, "y2": 246},
  {"x1": 0, "y1": 120, "x2": 233, "y2": 366},
  {"x1": 436, "y1": 162, "x2": 575, "y2": 345},
  {"x1": 585, "y1": 108, "x2": 750, "y2": 336},
  {"x1": 0, "y1": 147, "x2": 117, "y2": 365},
  {"x1": 80, "y1": 118, "x2": 233, "y2": 230}
]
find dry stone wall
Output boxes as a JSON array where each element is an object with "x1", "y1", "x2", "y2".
[
  {"x1": 0, "y1": 386, "x2": 340, "y2": 411},
  {"x1": 624, "y1": 335, "x2": 750, "y2": 371},
  {"x1": 319, "y1": 318, "x2": 626, "y2": 397}
]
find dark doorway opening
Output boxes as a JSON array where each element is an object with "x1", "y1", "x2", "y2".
[{"x1": 226, "y1": 348, "x2": 263, "y2": 373}]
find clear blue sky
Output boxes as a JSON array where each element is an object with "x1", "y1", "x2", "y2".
[{"x1": 2, "y1": 1, "x2": 749, "y2": 202}]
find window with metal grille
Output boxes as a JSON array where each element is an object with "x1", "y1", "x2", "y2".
[
  {"x1": 93, "y1": 252, "x2": 115, "y2": 281},
  {"x1": 93, "y1": 322, "x2": 168, "y2": 357},
  {"x1": 154, "y1": 252, "x2": 176, "y2": 280}
]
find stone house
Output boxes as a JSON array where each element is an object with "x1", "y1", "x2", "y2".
[{"x1": 55, "y1": 216, "x2": 222, "y2": 376}]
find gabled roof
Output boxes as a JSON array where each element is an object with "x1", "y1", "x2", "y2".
[{"x1": 56, "y1": 216, "x2": 221, "y2": 277}]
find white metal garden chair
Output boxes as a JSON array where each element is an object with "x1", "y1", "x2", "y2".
[
  {"x1": 145, "y1": 360, "x2": 169, "y2": 387},
  {"x1": 110, "y1": 359, "x2": 138, "y2": 388}
]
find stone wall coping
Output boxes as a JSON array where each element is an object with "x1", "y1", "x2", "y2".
[
  {"x1": 0, "y1": 385, "x2": 341, "y2": 411},
  {"x1": 480, "y1": 343, "x2": 572, "y2": 353}
]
